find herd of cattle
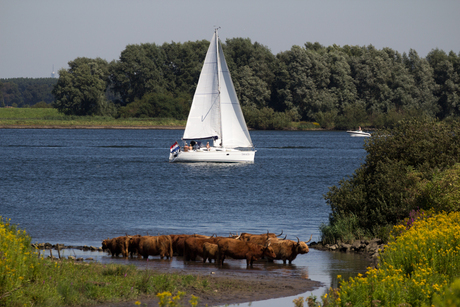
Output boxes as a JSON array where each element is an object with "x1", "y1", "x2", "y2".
[{"x1": 101, "y1": 231, "x2": 312, "y2": 267}]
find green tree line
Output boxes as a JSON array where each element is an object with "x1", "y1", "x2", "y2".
[
  {"x1": 3, "y1": 39, "x2": 460, "y2": 129},
  {"x1": 0, "y1": 78, "x2": 57, "y2": 107}
]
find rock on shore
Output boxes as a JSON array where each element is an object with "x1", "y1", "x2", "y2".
[{"x1": 309, "y1": 238, "x2": 385, "y2": 263}]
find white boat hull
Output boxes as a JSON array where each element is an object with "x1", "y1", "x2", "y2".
[
  {"x1": 170, "y1": 149, "x2": 255, "y2": 163},
  {"x1": 347, "y1": 130, "x2": 371, "y2": 137}
]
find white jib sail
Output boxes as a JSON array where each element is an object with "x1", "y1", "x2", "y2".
[{"x1": 217, "y1": 35, "x2": 253, "y2": 148}]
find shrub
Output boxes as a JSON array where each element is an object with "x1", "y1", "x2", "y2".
[
  {"x1": 323, "y1": 118, "x2": 460, "y2": 243},
  {"x1": 243, "y1": 106, "x2": 292, "y2": 130},
  {"x1": 325, "y1": 212, "x2": 460, "y2": 306},
  {"x1": 117, "y1": 92, "x2": 191, "y2": 120},
  {"x1": 0, "y1": 216, "x2": 40, "y2": 300}
]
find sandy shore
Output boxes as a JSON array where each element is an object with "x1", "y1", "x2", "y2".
[{"x1": 97, "y1": 269, "x2": 322, "y2": 307}]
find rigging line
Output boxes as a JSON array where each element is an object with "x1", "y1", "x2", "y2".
[{"x1": 201, "y1": 92, "x2": 220, "y2": 122}]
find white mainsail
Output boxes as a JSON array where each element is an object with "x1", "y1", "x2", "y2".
[{"x1": 182, "y1": 29, "x2": 253, "y2": 149}]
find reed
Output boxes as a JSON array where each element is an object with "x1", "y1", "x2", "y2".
[{"x1": 0, "y1": 216, "x2": 204, "y2": 306}]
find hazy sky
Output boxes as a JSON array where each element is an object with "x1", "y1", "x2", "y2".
[{"x1": 1, "y1": 0, "x2": 459, "y2": 79}]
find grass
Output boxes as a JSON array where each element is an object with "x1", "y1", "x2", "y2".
[
  {"x1": 0, "y1": 108, "x2": 186, "y2": 128},
  {"x1": 0, "y1": 216, "x2": 207, "y2": 306},
  {"x1": 0, "y1": 107, "x2": 324, "y2": 130}
]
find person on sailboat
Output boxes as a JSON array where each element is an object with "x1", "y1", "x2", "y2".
[
  {"x1": 358, "y1": 126, "x2": 362, "y2": 131},
  {"x1": 183, "y1": 142, "x2": 189, "y2": 152},
  {"x1": 206, "y1": 142, "x2": 210, "y2": 150}
]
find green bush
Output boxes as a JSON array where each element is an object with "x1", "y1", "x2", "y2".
[
  {"x1": 117, "y1": 92, "x2": 191, "y2": 120},
  {"x1": 322, "y1": 118, "x2": 460, "y2": 243},
  {"x1": 243, "y1": 106, "x2": 292, "y2": 130}
]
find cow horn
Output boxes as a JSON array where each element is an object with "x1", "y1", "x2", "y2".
[
  {"x1": 305, "y1": 234, "x2": 313, "y2": 244},
  {"x1": 296, "y1": 236, "x2": 300, "y2": 244},
  {"x1": 277, "y1": 230, "x2": 283, "y2": 237},
  {"x1": 281, "y1": 234, "x2": 287, "y2": 240}
]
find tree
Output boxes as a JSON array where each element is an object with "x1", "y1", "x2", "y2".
[
  {"x1": 117, "y1": 92, "x2": 190, "y2": 119},
  {"x1": 273, "y1": 44, "x2": 333, "y2": 121},
  {"x1": 161, "y1": 40, "x2": 209, "y2": 95},
  {"x1": 427, "y1": 49, "x2": 460, "y2": 119},
  {"x1": 224, "y1": 38, "x2": 275, "y2": 109},
  {"x1": 0, "y1": 81, "x2": 4, "y2": 107},
  {"x1": 0, "y1": 82, "x2": 22, "y2": 106},
  {"x1": 52, "y1": 57, "x2": 113, "y2": 116},
  {"x1": 109, "y1": 43, "x2": 167, "y2": 105}
]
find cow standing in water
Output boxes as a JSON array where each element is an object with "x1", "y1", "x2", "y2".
[
  {"x1": 183, "y1": 236, "x2": 223, "y2": 261},
  {"x1": 217, "y1": 238, "x2": 276, "y2": 267},
  {"x1": 268, "y1": 235, "x2": 313, "y2": 264},
  {"x1": 129, "y1": 235, "x2": 173, "y2": 259},
  {"x1": 102, "y1": 235, "x2": 130, "y2": 258}
]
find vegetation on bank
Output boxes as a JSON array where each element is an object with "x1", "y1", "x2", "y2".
[
  {"x1": 0, "y1": 216, "x2": 208, "y2": 306},
  {"x1": 0, "y1": 108, "x2": 186, "y2": 128},
  {"x1": 2, "y1": 41, "x2": 460, "y2": 130},
  {"x1": 301, "y1": 118, "x2": 460, "y2": 306},
  {"x1": 299, "y1": 211, "x2": 460, "y2": 306},
  {"x1": 320, "y1": 118, "x2": 460, "y2": 244}
]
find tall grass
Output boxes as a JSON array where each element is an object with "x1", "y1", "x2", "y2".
[
  {"x1": 0, "y1": 216, "x2": 204, "y2": 306},
  {"x1": 318, "y1": 211, "x2": 460, "y2": 306},
  {"x1": 0, "y1": 108, "x2": 186, "y2": 127}
]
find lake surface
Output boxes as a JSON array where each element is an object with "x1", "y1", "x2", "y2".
[{"x1": 1, "y1": 128, "x2": 371, "y2": 305}]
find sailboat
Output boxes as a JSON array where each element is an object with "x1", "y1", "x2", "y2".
[{"x1": 169, "y1": 29, "x2": 256, "y2": 163}]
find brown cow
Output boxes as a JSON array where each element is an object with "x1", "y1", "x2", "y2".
[
  {"x1": 234, "y1": 230, "x2": 283, "y2": 241},
  {"x1": 102, "y1": 235, "x2": 130, "y2": 258},
  {"x1": 268, "y1": 235, "x2": 313, "y2": 264},
  {"x1": 202, "y1": 242, "x2": 219, "y2": 263},
  {"x1": 129, "y1": 235, "x2": 173, "y2": 259},
  {"x1": 217, "y1": 238, "x2": 277, "y2": 267},
  {"x1": 127, "y1": 234, "x2": 142, "y2": 258},
  {"x1": 183, "y1": 236, "x2": 222, "y2": 261},
  {"x1": 170, "y1": 234, "x2": 211, "y2": 256}
]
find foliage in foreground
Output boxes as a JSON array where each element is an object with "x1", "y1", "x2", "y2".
[
  {"x1": 0, "y1": 216, "x2": 204, "y2": 306},
  {"x1": 322, "y1": 211, "x2": 460, "y2": 306},
  {"x1": 321, "y1": 119, "x2": 460, "y2": 244}
]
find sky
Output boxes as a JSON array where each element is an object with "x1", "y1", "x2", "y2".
[{"x1": 1, "y1": 0, "x2": 459, "y2": 79}]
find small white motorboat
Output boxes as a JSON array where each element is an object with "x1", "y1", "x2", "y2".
[{"x1": 346, "y1": 130, "x2": 371, "y2": 137}]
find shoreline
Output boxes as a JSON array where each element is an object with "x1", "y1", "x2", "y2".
[
  {"x1": 34, "y1": 244, "x2": 323, "y2": 306},
  {"x1": 0, "y1": 125, "x2": 186, "y2": 130}
]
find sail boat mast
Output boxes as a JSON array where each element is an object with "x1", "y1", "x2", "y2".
[{"x1": 215, "y1": 27, "x2": 223, "y2": 147}]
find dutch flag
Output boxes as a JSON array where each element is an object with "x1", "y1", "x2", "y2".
[{"x1": 170, "y1": 142, "x2": 180, "y2": 154}]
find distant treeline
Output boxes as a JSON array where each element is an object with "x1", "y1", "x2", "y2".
[
  {"x1": 0, "y1": 78, "x2": 56, "y2": 107},
  {"x1": 2, "y1": 39, "x2": 460, "y2": 129}
]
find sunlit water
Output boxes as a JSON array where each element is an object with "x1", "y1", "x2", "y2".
[{"x1": 1, "y1": 129, "x2": 371, "y2": 306}]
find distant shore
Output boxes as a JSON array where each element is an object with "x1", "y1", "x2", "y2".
[{"x1": 0, "y1": 125, "x2": 185, "y2": 130}]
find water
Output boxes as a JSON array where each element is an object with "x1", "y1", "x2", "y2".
[{"x1": 0, "y1": 128, "x2": 370, "y2": 305}]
